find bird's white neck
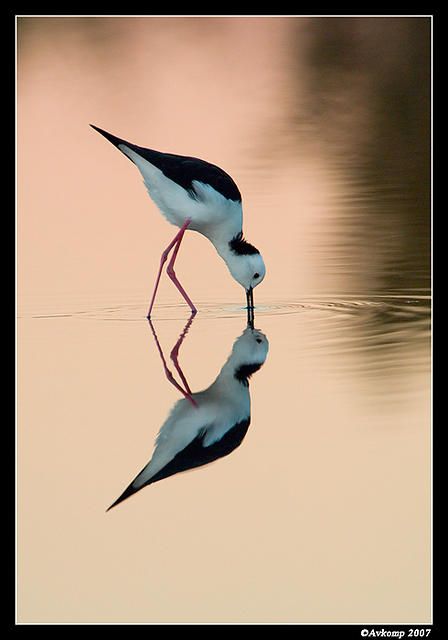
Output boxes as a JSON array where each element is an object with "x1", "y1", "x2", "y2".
[{"x1": 212, "y1": 237, "x2": 236, "y2": 264}]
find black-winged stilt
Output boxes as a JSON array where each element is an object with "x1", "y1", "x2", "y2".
[
  {"x1": 90, "y1": 125, "x2": 266, "y2": 318},
  {"x1": 107, "y1": 321, "x2": 268, "y2": 510}
]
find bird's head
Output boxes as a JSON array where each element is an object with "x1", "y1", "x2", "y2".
[{"x1": 226, "y1": 251, "x2": 266, "y2": 293}]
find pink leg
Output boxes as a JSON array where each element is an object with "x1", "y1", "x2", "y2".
[
  {"x1": 147, "y1": 218, "x2": 195, "y2": 318},
  {"x1": 166, "y1": 231, "x2": 197, "y2": 315}
]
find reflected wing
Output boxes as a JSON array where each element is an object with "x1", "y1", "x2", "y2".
[
  {"x1": 107, "y1": 418, "x2": 250, "y2": 510},
  {"x1": 148, "y1": 417, "x2": 251, "y2": 484}
]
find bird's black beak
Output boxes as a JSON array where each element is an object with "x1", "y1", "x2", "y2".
[{"x1": 246, "y1": 287, "x2": 254, "y2": 329}]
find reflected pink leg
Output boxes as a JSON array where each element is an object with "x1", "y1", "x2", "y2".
[
  {"x1": 147, "y1": 218, "x2": 195, "y2": 318},
  {"x1": 169, "y1": 315, "x2": 195, "y2": 395},
  {"x1": 147, "y1": 317, "x2": 198, "y2": 408}
]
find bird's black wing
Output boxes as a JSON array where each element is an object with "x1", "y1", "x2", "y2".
[
  {"x1": 148, "y1": 152, "x2": 242, "y2": 202},
  {"x1": 91, "y1": 124, "x2": 242, "y2": 201}
]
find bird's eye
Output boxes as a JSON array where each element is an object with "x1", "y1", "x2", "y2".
[
  {"x1": 253, "y1": 273, "x2": 260, "y2": 279},
  {"x1": 256, "y1": 338, "x2": 262, "y2": 343}
]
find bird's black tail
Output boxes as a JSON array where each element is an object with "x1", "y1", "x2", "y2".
[
  {"x1": 90, "y1": 124, "x2": 131, "y2": 149},
  {"x1": 106, "y1": 481, "x2": 141, "y2": 512},
  {"x1": 90, "y1": 123, "x2": 164, "y2": 170}
]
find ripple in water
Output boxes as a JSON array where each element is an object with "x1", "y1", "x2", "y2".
[{"x1": 20, "y1": 293, "x2": 430, "y2": 330}]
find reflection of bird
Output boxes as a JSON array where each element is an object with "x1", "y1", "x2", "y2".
[
  {"x1": 107, "y1": 325, "x2": 269, "y2": 510},
  {"x1": 90, "y1": 125, "x2": 266, "y2": 318}
]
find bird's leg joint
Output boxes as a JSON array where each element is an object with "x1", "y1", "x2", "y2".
[{"x1": 166, "y1": 263, "x2": 176, "y2": 278}]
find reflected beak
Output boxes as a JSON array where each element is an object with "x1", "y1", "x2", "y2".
[
  {"x1": 246, "y1": 287, "x2": 254, "y2": 309},
  {"x1": 246, "y1": 287, "x2": 254, "y2": 328}
]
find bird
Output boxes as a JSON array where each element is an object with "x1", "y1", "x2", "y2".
[
  {"x1": 107, "y1": 322, "x2": 269, "y2": 510},
  {"x1": 90, "y1": 125, "x2": 266, "y2": 318}
]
